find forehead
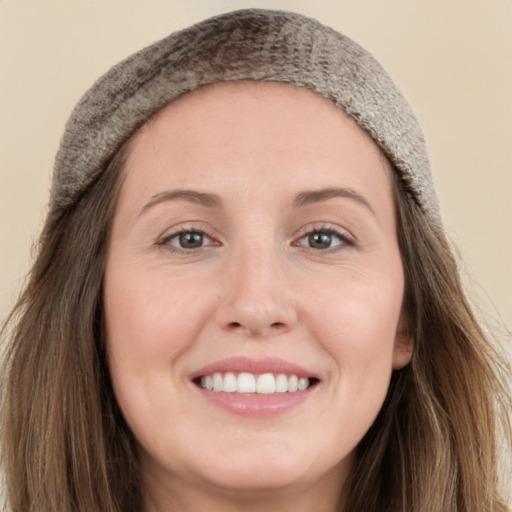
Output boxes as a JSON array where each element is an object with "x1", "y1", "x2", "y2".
[
  {"x1": 130, "y1": 80, "x2": 390, "y2": 169},
  {"x1": 119, "y1": 81, "x2": 393, "y2": 214},
  {"x1": 143, "y1": 80, "x2": 382, "y2": 146}
]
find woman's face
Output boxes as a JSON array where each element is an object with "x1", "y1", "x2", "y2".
[{"x1": 104, "y1": 81, "x2": 412, "y2": 505}]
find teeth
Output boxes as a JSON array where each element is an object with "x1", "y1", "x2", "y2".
[
  {"x1": 222, "y1": 372, "x2": 237, "y2": 392},
  {"x1": 288, "y1": 375, "x2": 298, "y2": 392},
  {"x1": 275, "y1": 374, "x2": 288, "y2": 393},
  {"x1": 298, "y1": 377, "x2": 309, "y2": 391},
  {"x1": 237, "y1": 372, "x2": 256, "y2": 393},
  {"x1": 213, "y1": 372, "x2": 223, "y2": 392},
  {"x1": 199, "y1": 372, "x2": 312, "y2": 394},
  {"x1": 256, "y1": 373, "x2": 275, "y2": 394}
]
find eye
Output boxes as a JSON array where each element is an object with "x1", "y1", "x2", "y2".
[
  {"x1": 295, "y1": 229, "x2": 352, "y2": 250},
  {"x1": 160, "y1": 230, "x2": 214, "y2": 250}
]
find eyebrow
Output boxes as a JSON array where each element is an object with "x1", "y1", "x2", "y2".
[
  {"x1": 293, "y1": 187, "x2": 375, "y2": 214},
  {"x1": 139, "y1": 189, "x2": 221, "y2": 216},
  {"x1": 139, "y1": 186, "x2": 374, "y2": 216}
]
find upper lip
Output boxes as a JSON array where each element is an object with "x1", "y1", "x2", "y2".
[{"x1": 190, "y1": 356, "x2": 318, "y2": 380}]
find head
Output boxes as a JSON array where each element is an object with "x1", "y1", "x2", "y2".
[
  {"x1": 2, "y1": 8, "x2": 510, "y2": 512},
  {"x1": 102, "y1": 79, "x2": 414, "y2": 509}
]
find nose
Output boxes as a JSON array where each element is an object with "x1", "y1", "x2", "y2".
[{"x1": 215, "y1": 246, "x2": 298, "y2": 338}]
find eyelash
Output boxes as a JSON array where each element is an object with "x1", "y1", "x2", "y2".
[
  {"x1": 157, "y1": 227, "x2": 219, "y2": 253},
  {"x1": 157, "y1": 225, "x2": 354, "y2": 254},
  {"x1": 293, "y1": 226, "x2": 355, "y2": 252}
]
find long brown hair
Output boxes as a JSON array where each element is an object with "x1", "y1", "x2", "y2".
[
  {"x1": 1, "y1": 143, "x2": 511, "y2": 511},
  {"x1": 345, "y1": 170, "x2": 512, "y2": 511},
  {"x1": 1, "y1": 144, "x2": 141, "y2": 511}
]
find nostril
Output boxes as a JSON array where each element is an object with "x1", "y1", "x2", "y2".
[{"x1": 226, "y1": 320, "x2": 286, "y2": 333}]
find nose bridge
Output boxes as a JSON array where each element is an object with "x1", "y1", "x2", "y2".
[{"x1": 216, "y1": 237, "x2": 297, "y2": 336}]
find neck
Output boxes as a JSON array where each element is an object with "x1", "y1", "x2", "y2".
[{"x1": 142, "y1": 463, "x2": 350, "y2": 512}]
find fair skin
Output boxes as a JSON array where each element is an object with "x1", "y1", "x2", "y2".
[{"x1": 103, "y1": 81, "x2": 412, "y2": 512}]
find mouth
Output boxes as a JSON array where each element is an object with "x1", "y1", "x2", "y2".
[
  {"x1": 190, "y1": 357, "x2": 320, "y2": 416},
  {"x1": 193, "y1": 372, "x2": 320, "y2": 394}
]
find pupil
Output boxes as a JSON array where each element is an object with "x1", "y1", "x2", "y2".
[
  {"x1": 179, "y1": 232, "x2": 203, "y2": 248},
  {"x1": 309, "y1": 232, "x2": 331, "y2": 249}
]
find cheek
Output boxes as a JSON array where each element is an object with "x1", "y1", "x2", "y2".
[
  {"x1": 309, "y1": 271, "x2": 402, "y2": 347},
  {"x1": 102, "y1": 262, "x2": 211, "y2": 414},
  {"x1": 303, "y1": 261, "x2": 404, "y2": 391},
  {"x1": 102, "y1": 262, "x2": 220, "y2": 459},
  {"x1": 104, "y1": 263, "x2": 209, "y2": 359}
]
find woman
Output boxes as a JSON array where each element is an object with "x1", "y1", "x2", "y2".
[{"x1": 1, "y1": 9, "x2": 510, "y2": 512}]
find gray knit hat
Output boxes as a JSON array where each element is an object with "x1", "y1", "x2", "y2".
[{"x1": 50, "y1": 8, "x2": 440, "y2": 226}]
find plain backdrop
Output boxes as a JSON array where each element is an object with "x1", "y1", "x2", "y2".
[
  {"x1": 1, "y1": 0, "x2": 511, "y2": 500},
  {"x1": 2, "y1": 1, "x2": 511, "y2": 335}
]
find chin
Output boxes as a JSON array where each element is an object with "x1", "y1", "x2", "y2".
[
  {"x1": 194, "y1": 465, "x2": 309, "y2": 495},
  {"x1": 182, "y1": 438, "x2": 344, "y2": 493}
]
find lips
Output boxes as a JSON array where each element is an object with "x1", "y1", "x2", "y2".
[
  {"x1": 192, "y1": 355, "x2": 316, "y2": 377},
  {"x1": 190, "y1": 356, "x2": 319, "y2": 416}
]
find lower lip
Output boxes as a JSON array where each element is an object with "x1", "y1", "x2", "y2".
[{"x1": 192, "y1": 385, "x2": 316, "y2": 417}]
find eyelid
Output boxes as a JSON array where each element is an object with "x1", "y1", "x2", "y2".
[
  {"x1": 291, "y1": 223, "x2": 355, "y2": 250},
  {"x1": 157, "y1": 223, "x2": 221, "y2": 252}
]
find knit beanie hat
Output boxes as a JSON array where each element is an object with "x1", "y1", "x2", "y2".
[{"x1": 49, "y1": 8, "x2": 440, "y2": 227}]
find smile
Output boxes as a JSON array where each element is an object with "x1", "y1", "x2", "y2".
[
  {"x1": 190, "y1": 356, "x2": 320, "y2": 415},
  {"x1": 198, "y1": 372, "x2": 314, "y2": 394}
]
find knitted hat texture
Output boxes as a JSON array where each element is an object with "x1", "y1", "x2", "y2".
[{"x1": 50, "y1": 9, "x2": 440, "y2": 226}]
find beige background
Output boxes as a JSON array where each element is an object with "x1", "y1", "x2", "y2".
[
  {"x1": 2, "y1": 1, "x2": 511, "y2": 336},
  {"x1": 0, "y1": 0, "x2": 511, "y2": 503}
]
